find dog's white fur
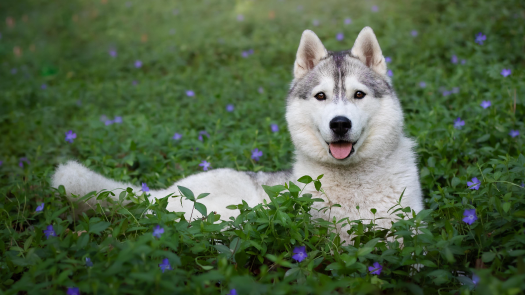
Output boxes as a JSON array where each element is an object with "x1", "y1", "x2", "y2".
[{"x1": 52, "y1": 27, "x2": 423, "y2": 241}]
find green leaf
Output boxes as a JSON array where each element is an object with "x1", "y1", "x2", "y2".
[
  {"x1": 477, "y1": 134, "x2": 490, "y2": 143},
  {"x1": 89, "y1": 221, "x2": 111, "y2": 235},
  {"x1": 197, "y1": 193, "x2": 210, "y2": 200},
  {"x1": 226, "y1": 205, "x2": 238, "y2": 210},
  {"x1": 177, "y1": 186, "x2": 195, "y2": 201},
  {"x1": 288, "y1": 181, "x2": 301, "y2": 193},
  {"x1": 482, "y1": 252, "x2": 496, "y2": 262},
  {"x1": 357, "y1": 247, "x2": 373, "y2": 257},
  {"x1": 419, "y1": 260, "x2": 437, "y2": 267},
  {"x1": 194, "y1": 202, "x2": 207, "y2": 216},
  {"x1": 97, "y1": 191, "x2": 115, "y2": 200},
  {"x1": 119, "y1": 190, "x2": 127, "y2": 202},
  {"x1": 415, "y1": 209, "x2": 433, "y2": 221},
  {"x1": 325, "y1": 262, "x2": 341, "y2": 270},
  {"x1": 58, "y1": 185, "x2": 66, "y2": 196},
  {"x1": 364, "y1": 238, "x2": 380, "y2": 249},
  {"x1": 427, "y1": 157, "x2": 436, "y2": 168},
  {"x1": 284, "y1": 267, "x2": 300, "y2": 277},
  {"x1": 314, "y1": 180, "x2": 322, "y2": 191},
  {"x1": 214, "y1": 245, "x2": 231, "y2": 255},
  {"x1": 297, "y1": 175, "x2": 313, "y2": 184},
  {"x1": 24, "y1": 236, "x2": 33, "y2": 251}
]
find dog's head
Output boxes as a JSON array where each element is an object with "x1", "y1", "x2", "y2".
[{"x1": 286, "y1": 27, "x2": 404, "y2": 165}]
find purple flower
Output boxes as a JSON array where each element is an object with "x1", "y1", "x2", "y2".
[
  {"x1": 368, "y1": 262, "x2": 382, "y2": 275},
  {"x1": 198, "y1": 131, "x2": 210, "y2": 141},
  {"x1": 442, "y1": 90, "x2": 451, "y2": 96},
  {"x1": 43, "y1": 225, "x2": 56, "y2": 239},
  {"x1": 480, "y1": 101, "x2": 491, "y2": 109},
  {"x1": 134, "y1": 60, "x2": 142, "y2": 68},
  {"x1": 501, "y1": 69, "x2": 511, "y2": 77},
  {"x1": 152, "y1": 225, "x2": 164, "y2": 239},
  {"x1": 509, "y1": 130, "x2": 520, "y2": 138},
  {"x1": 41, "y1": 84, "x2": 47, "y2": 90},
  {"x1": 186, "y1": 90, "x2": 195, "y2": 97},
  {"x1": 251, "y1": 148, "x2": 263, "y2": 161},
  {"x1": 336, "y1": 33, "x2": 344, "y2": 41},
  {"x1": 19, "y1": 157, "x2": 30, "y2": 168},
  {"x1": 472, "y1": 274, "x2": 480, "y2": 285},
  {"x1": 258, "y1": 87, "x2": 264, "y2": 94},
  {"x1": 36, "y1": 203, "x2": 44, "y2": 212},
  {"x1": 66, "y1": 287, "x2": 80, "y2": 295},
  {"x1": 461, "y1": 59, "x2": 466, "y2": 64},
  {"x1": 109, "y1": 50, "x2": 117, "y2": 57},
  {"x1": 11, "y1": 68, "x2": 17, "y2": 74},
  {"x1": 114, "y1": 116, "x2": 122, "y2": 124},
  {"x1": 132, "y1": 80, "x2": 138, "y2": 86},
  {"x1": 85, "y1": 257, "x2": 93, "y2": 267},
  {"x1": 226, "y1": 104, "x2": 234, "y2": 112},
  {"x1": 385, "y1": 57, "x2": 392, "y2": 63},
  {"x1": 312, "y1": 19, "x2": 319, "y2": 26},
  {"x1": 237, "y1": 14, "x2": 244, "y2": 21},
  {"x1": 65, "y1": 130, "x2": 77, "y2": 143},
  {"x1": 105, "y1": 120, "x2": 113, "y2": 126},
  {"x1": 199, "y1": 160, "x2": 211, "y2": 171},
  {"x1": 0, "y1": 160, "x2": 2, "y2": 166},
  {"x1": 475, "y1": 32, "x2": 486, "y2": 45},
  {"x1": 411, "y1": 30, "x2": 418, "y2": 37},
  {"x1": 228, "y1": 289, "x2": 238, "y2": 295},
  {"x1": 344, "y1": 18, "x2": 352, "y2": 25},
  {"x1": 241, "y1": 51, "x2": 249, "y2": 58},
  {"x1": 371, "y1": 5, "x2": 378, "y2": 12},
  {"x1": 142, "y1": 182, "x2": 150, "y2": 192},
  {"x1": 159, "y1": 258, "x2": 173, "y2": 273},
  {"x1": 454, "y1": 117, "x2": 465, "y2": 129},
  {"x1": 387, "y1": 69, "x2": 393, "y2": 77},
  {"x1": 247, "y1": 49, "x2": 254, "y2": 55},
  {"x1": 419, "y1": 81, "x2": 426, "y2": 88},
  {"x1": 451, "y1": 55, "x2": 458, "y2": 64},
  {"x1": 292, "y1": 246, "x2": 308, "y2": 262},
  {"x1": 467, "y1": 177, "x2": 480, "y2": 190},
  {"x1": 271, "y1": 124, "x2": 279, "y2": 133},
  {"x1": 173, "y1": 133, "x2": 182, "y2": 140},
  {"x1": 463, "y1": 209, "x2": 478, "y2": 225}
]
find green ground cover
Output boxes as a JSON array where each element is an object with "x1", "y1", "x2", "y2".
[{"x1": 1, "y1": 0, "x2": 524, "y2": 294}]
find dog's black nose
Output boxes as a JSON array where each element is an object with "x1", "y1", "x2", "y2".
[{"x1": 330, "y1": 116, "x2": 351, "y2": 136}]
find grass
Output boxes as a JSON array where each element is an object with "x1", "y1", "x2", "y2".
[{"x1": 1, "y1": 0, "x2": 525, "y2": 294}]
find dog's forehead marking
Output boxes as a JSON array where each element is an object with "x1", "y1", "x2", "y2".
[{"x1": 289, "y1": 50, "x2": 391, "y2": 100}]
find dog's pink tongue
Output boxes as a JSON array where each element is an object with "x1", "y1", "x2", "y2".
[{"x1": 329, "y1": 142, "x2": 353, "y2": 159}]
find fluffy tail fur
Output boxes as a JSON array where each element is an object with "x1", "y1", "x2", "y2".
[{"x1": 51, "y1": 161, "x2": 170, "y2": 213}]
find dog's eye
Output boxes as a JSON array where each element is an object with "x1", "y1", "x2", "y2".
[
  {"x1": 354, "y1": 91, "x2": 366, "y2": 99},
  {"x1": 314, "y1": 92, "x2": 326, "y2": 100}
]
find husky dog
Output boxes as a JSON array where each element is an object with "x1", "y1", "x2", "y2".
[{"x1": 52, "y1": 27, "x2": 423, "y2": 240}]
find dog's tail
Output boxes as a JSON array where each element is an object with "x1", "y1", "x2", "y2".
[{"x1": 51, "y1": 161, "x2": 171, "y2": 213}]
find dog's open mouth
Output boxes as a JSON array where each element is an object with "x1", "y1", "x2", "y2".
[{"x1": 328, "y1": 141, "x2": 355, "y2": 160}]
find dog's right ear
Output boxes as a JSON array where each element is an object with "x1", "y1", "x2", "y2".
[{"x1": 294, "y1": 30, "x2": 328, "y2": 79}]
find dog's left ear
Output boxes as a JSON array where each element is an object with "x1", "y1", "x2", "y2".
[
  {"x1": 351, "y1": 27, "x2": 387, "y2": 75},
  {"x1": 294, "y1": 30, "x2": 328, "y2": 79}
]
